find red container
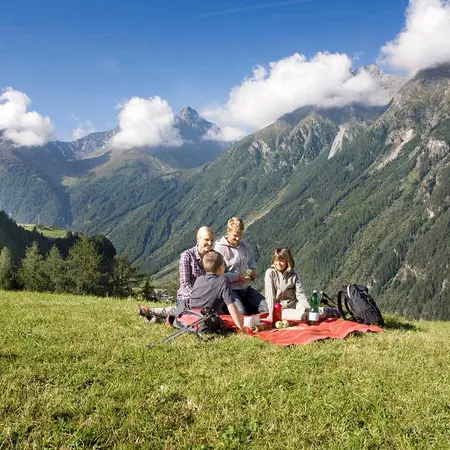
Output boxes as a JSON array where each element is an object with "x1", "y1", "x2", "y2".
[{"x1": 272, "y1": 301, "x2": 283, "y2": 326}]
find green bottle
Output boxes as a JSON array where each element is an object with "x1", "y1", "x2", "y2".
[{"x1": 308, "y1": 290, "x2": 320, "y2": 325}]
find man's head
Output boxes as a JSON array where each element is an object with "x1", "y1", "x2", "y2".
[
  {"x1": 202, "y1": 250, "x2": 225, "y2": 275},
  {"x1": 197, "y1": 226, "x2": 215, "y2": 256},
  {"x1": 226, "y1": 217, "x2": 244, "y2": 248}
]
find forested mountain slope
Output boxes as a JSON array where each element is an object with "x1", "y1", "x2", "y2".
[
  {"x1": 124, "y1": 104, "x2": 386, "y2": 270},
  {"x1": 248, "y1": 64, "x2": 450, "y2": 320},
  {"x1": 2, "y1": 64, "x2": 449, "y2": 319},
  {"x1": 144, "y1": 65, "x2": 450, "y2": 320}
]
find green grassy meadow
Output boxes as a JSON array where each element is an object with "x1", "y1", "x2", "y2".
[
  {"x1": 17, "y1": 224, "x2": 67, "y2": 239},
  {"x1": 1, "y1": 291, "x2": 449, "y2": 449}
]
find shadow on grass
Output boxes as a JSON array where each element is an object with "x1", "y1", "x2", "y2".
[
  {"x1": 0, "y1": 352, "x2": 19, "y2": 361},
  {"x1": 383, "y1": 316, "x2": 418, "y2": 331}
]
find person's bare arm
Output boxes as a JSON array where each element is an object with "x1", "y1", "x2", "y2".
[
  {"x1": 221, "y1": 278, "x2": 243, "y2": 330},
  {"x1": 227, "y1": 303, "x2": 243, "y2": 330}
]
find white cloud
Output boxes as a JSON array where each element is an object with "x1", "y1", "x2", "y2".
[
  {"x1": 201, "y1": 52, "x2": 388, "y2": 132},
  {"x1": 72, "y1": 120, "x2": 95, "y2": 140},
  {"x1": 0, "y1": 87, "x2": 54, "y2": 147},
  {"x1": 379, "y1": 0, "x2": 450, "y2": 75},
  {"x1": 110, "y1": 96, "x2": 182, "y2": 150},
  {"x1": 203, "y1": 125, "x2": 246, "y2": 142}
]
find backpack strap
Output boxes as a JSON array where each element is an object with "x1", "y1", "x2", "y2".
[
  {"x1": 337, "y1": 290, "x2": 347, "y2": 320},
  {"x1": 345, "y1": 285, "x2": 354, "y2": 315},
  {"x1": 346, "y1": 284, "x2": 360, "y2": 321},
  {"x1": 320, "y1": 291, "x2": 337, "y2": 307},
  {"x1": 338, "y1": 286, "x2": 357, "y2": 321}
]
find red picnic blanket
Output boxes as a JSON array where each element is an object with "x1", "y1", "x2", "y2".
[{"x1": 220, "y1": 316, "x2": 383, "y2": 346}]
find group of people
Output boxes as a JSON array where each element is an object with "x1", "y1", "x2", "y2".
[{"x1": 138, "y1": 217, "x2": 335, "y2": 330}]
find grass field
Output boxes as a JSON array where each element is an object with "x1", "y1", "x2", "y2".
[
  {"x1": 17, "y1": 224, "x2": 67, "y2": 239},
  {"x1": 1, "y1": 291, "x2": 449, "y2": 449}
]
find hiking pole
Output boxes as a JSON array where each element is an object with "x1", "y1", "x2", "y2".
[{"x1": 147, "y1": 313, "x2": 213, "y2": 349}]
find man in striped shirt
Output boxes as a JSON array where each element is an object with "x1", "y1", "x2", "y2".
[{"x1": 138, "y1": 226, "x2": 215, "y2": 322}]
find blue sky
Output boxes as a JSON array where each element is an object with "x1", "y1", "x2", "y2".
[{"x1": 0, "y1": 0, "x2": 411, "y2": 140}]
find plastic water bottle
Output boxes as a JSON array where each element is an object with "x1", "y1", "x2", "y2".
[
  {"x1": 308, "y1": 290, "x2": 320, "y2": 325},
  {"x1": 273, "y1": 300, "x2": 283, "y2": 327}
]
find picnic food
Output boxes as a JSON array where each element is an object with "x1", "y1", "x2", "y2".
[
  {"x1": 282, "y1": 320, "x2": 289, "y2": 328},
  {"x1": 243, "y1": 269, "x2": 253, "y2": 280},
  {"x1": 275, "y1": 321, "x2": 283, "y2": 329}
]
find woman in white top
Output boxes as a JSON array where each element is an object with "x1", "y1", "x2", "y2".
[{"x1": 265, "y1": 247, "x2": 339, "y2": 321}]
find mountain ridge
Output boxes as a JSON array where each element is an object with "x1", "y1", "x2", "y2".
[
  {"x1": 127, "y1": 64, "x2": 450, "y2": 320},
  {"x1": 0, "y1": 106, "x2": 228, "y2": 226},
  {"x1": 1, "y1": 65, "x2": 449, "y2": 319}
]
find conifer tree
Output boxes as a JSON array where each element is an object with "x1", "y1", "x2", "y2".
[
  {"x1": 43, "y1": 246, "x2": 67, "y2": 293},
  {"x1": 112, "y1": 253, "x2": 139, "y2": 298},
  {"x1": 66, "y1": 234, "x2": 103, "y2": 295},
  {"x1": 19, "y1": 242, "x2": 47, "y2": 292},
  {"x1": 141, "y1": 277, "x2": 157, "y2": 301},
  {"x1": 92, "y1": 234, "x2": 117, "y2": 294},
  {"x1": 0, "y1": 246, "x2": 15, "y2": 290}
]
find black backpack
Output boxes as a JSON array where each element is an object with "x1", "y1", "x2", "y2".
[{"x1": 337, "y1": 284, "x2": 384, "y2": 326}]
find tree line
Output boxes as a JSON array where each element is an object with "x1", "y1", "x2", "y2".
[{"x1": 0, "y1": 233, "x2": 156, "y2": 300}]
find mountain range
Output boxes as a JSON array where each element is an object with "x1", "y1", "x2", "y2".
[
  {"x1": 0, "y1": 105, "x2": 227, "y2": 227},
  {"x1": 1, "y1": 64, "x2": 450, "y2": 319}
]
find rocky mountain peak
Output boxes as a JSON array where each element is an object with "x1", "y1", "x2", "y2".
[
  {"x1": 358, "y1": 64, "x2": 406, "y2": 102},
  {"x1": 178, "y1": 106, "x2": 200, "y2": 123},
  {"x1": 362, "y1": 64, "x2": 385, "y2": 77},
  {"x1": 68, "y1": 129, "x2": 118, "y2": 158},
  {"x1": 174, "y1": 106, "x2": 222, "y2": 144}
]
